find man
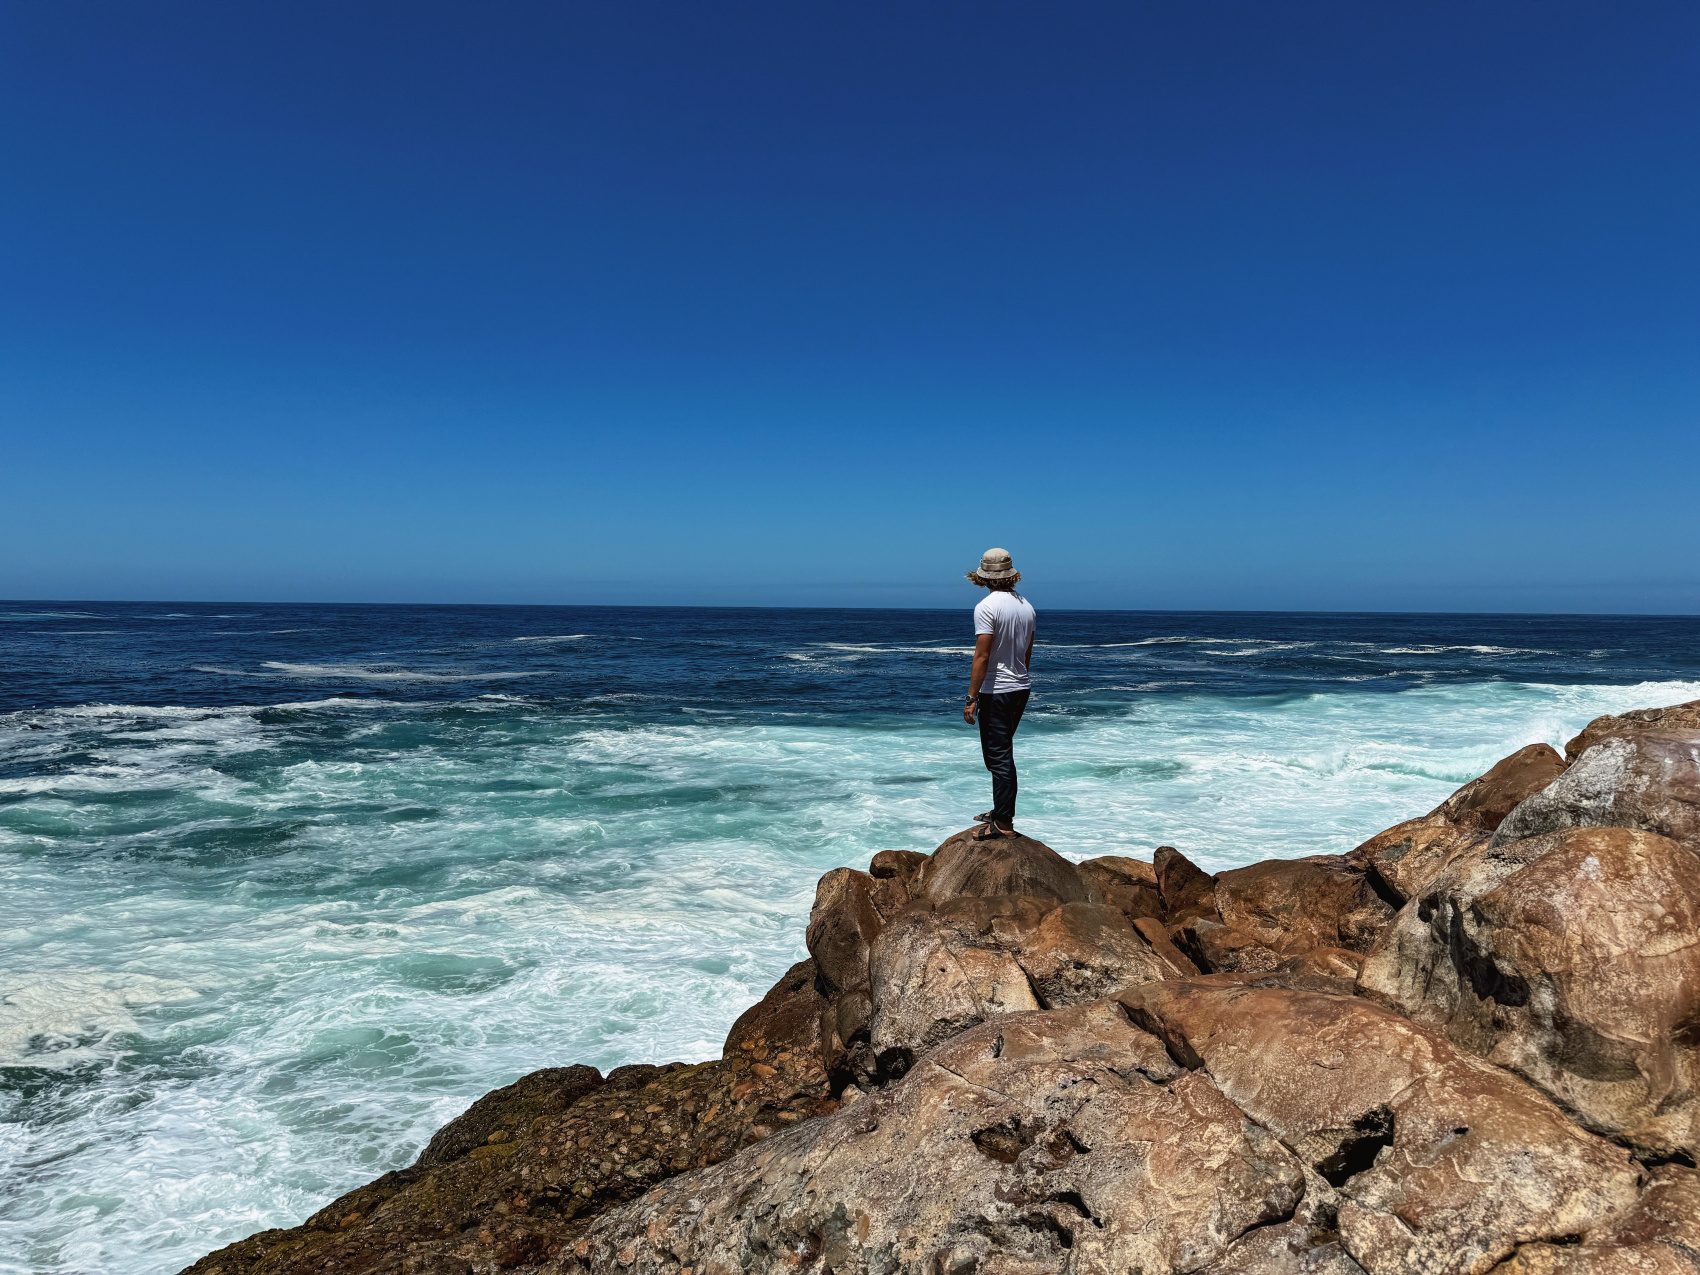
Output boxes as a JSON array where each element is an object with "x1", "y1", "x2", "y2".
[{"x1": 963, "y1": 547, "x2": 1036, "y2": 841}]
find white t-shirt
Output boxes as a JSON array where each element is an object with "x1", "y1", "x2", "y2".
[{"x1": 973, "y1": 590, "x2": 1036, "y2": 694}]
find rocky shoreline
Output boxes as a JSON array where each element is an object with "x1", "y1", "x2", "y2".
[{"x1": 184, "y1": 699, "x2": 1700, "y2": 1275}]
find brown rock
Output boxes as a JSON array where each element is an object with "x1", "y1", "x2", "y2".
[
  {"x1": 1198, "y1": 1220, "x2": 1367, "y2": 1274},
  {"x1": 1493, "y1": 1165, "x2": 1700, "y2": 1273},
  {"x1": 1170, "y1": 916, "x2": 1285, "y2": 975},
  {"x1": 1436, "y1": 742, "x2": 1568, "y2": 831},
  {"x1": 1079, "y1": 853, "x2": 1164, "y2": 922},
  {"x1": 916, "y1": 828, "x2": 1092, "y2": 905},
  {"x1": 1357, "y1": 826, "x2": 1700, "y2": 1159},
  {"x1": 1565, "y1": 698, "x2": 1700, "y2": 762},
  {"x1": 1016, "y1": 901, "x2": 1189, "y2": 1006},
  {"x1": 865, "y1": 907, "x2": 1040, "y2": 1067},
  {"x1": 414, "y1": 1064, "x2": 603, "y2": 1171},
  {"x1": 559, "y1": 1002, "x2": 1312, "y2": 1275},
  {"x1": 1493, "y1": 729, "x2": 1700, "y2": 852},
  {"x1": 868, "y1": 848, "x2": 927, "y2": 881},
  {"x1": 1116, "y1": 981, "x2": 1642, "y2": 1275},
  {"x1": 1132, "y1": 915, "x2": 1203, "y2": 977},
  {"x1": 1213, "y1": 854, "x2": 1396, "y2": 954},
  {"x1": 722, "y1": 958, "x2": 826, "y2": 1061},
  {"x1": 1349, "y1": 812, "x2": 1488, "y2": 906},
  {"x1": 804, "y1": 867, "x2": 885, "y2": 997},
  {"x1": 1155, "y1": 844, "x2": 1217, "y2": 922}
]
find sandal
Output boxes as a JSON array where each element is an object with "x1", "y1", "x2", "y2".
[
  {"x1": 974, "y1": 810, "x2": 995, "y2": 824},
  {"x1": 971, "y1": 822, "x2": 1012, "y2": 841}
]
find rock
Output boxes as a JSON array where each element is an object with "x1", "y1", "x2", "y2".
[
  {"x1": 560, "y1": 1002, "x2": 1313, "y2": 1275},
  {"x1": 1492, "y1": 1165, "x2": 1700, "y2": 1272},
  {"x1": 1358, "y1": 826, "x2": 1700, "y2": 1159},
  {"x1": 1132, "y1": 915, "x2": 1203, "y2": 977},
  {"x1": 916, "y1": 827, "x2": 1092, "y2": 905},
  {"x1": 1565, "y1": 698, "x2": 1700, "y2": 762},
  {"x1": 1017, "y1": 901, "x2": 1193, "y2": 1005},
  {"x1": 806, "y1": 863, "x2": 917, "y2": 1086},
  {"x1": 865, "y1": 906, "x2": 1040, "y2": 1067},
  {"x1": 1213, "y1": 854, "x2": 1396, "y2": 954},
  {"x1": 1197, "y1": 1219, "x2": 1367, "y2": 1274},
  {"x1": 1116, "y1": 981, "x2": 1642, "y2": 1275},
  {"x1": 722, "y1": 957, "x2": 826, "y2": 1061},
  {"x1": 415, "y1": 1064, "x2": 603, "y2": 1170},
  {"x1": 1349, "y1": 812, "x2": 1488, "y2": 906},
  {"x1": 1493, "y1": 729, "x2": 1700, "y2": 852},
  {"x1": 1078, "y1": 853, "x2": 1164, "y2": 922},
  {"x1": 1170, "y1": 916, "x2": 1286, "y2": 974},
  {"x1": 1155, "y1": 844, "x2": 1216, "y2": 922},
  {"x1": 805, "y1": 867, "x2": 886, "y2": 998},
  {"x1": 1349, "y1": 742, "x2": 1565, "y2": 905},
  {"x1": 1165, "y1": 853, "x2": 1395, "y2": 974},
  {"x1": 1437, "y1": 742, "x2": 1568, "y2": 831}
]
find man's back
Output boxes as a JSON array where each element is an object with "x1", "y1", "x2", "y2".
[{"x1": 973, "y1": 590, "x2": 1036, "y2": 693}]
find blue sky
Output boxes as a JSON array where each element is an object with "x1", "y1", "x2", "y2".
[{"x1": 3, "y1": 2, "x2": 1697, "y2": 611}]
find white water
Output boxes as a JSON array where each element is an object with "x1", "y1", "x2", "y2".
[{"x1": 2, "y1": 677, "x2": 1696, "y2": 1273}]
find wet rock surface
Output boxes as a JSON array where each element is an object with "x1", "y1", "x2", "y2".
[{"x1": 182, "y1": 699, "x2": 1700, "y2": 1275}]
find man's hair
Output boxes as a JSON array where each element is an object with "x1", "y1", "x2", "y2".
[{"x1": 975, "y1": 573, "x2": 1021, "y2": 590}]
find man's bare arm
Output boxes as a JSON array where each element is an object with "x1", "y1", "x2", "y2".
[
  {"x1": 1025, "y1": 631, "x2": 1033, "y2": 670},
  {"x1": 965, "y1": 634, "x2": 994, "y2": 723}
]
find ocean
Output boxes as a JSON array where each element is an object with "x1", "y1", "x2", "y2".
[{"x1": 3, "y1": 602, "x2": 1698, "y2": 1274}]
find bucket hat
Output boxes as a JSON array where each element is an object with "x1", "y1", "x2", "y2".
[{"x1": 967, "y1": 547, "x2": 1020, "y2": 585}]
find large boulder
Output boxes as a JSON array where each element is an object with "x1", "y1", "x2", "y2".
[
  {"x1": 1357, "y1": 826, "x2": 1700, "y2": 1160},
  {"x1": 723, "y1": 957, "x2": 827, "y2": 1060},
  {"x1": 1212, "y1": 854, "x2": 1396, "y2": 954},
  {"x1": 865, "y1": 904, "x2": 1043, "y2": 1068},
  {"x1": 559, "y1": 1001, "x2": 1317, "y2": 1275},
  {"x1": 1117, "y1": 982, "x2": 1642, "y2": 1275},
  {"x1": 917, "y1": 828, "x2": 1093, "y2": 905},
  {"x1": 1493, "y1": 729, "x2": 1700, "y2": 852},
  {"x1": 1565, "y1": 698, "x2": 1700, "y2": 762},
  {"x1": 1349, "y1": 742, "x2": 1566, "y2": 904},
  {"x1": 1162, "y1": 851, "x2": 1397, "y2": 975},
  {"x1": 806, "y1": 853, "x2": 928, "y2": 1088},
  {"x1": 1078, "y1": 853, "x2": 1164, "y2": 922}
]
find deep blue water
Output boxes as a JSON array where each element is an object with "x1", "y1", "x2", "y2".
[{"x1": 2, "y1": 602, "x2": 1698, "y2": 1275}]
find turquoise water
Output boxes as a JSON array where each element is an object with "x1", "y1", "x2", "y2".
[{"x1": 2, "y1": 604, "x2": 1698, "y2": 1272}]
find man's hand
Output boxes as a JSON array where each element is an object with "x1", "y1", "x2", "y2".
[{"x1": 963, "y1": 698, "x2": 977, "y2": 725}]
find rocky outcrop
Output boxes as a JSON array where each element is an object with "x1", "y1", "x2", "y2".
[
  {"x1": 183, "y1": 698, "x2": 1700, "y2": 1275},
  {"x1": 563, "y1": 1001, "x2": 1307, "y2": 1274}
]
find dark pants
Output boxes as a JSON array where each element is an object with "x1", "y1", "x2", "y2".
[{"x1": 977, "y1": 688, "x2": 1030, "y2": 826}]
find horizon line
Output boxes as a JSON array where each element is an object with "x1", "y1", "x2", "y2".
[{"x1": 5, "y1": 597, "x2": 1700, "y2": 621}]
